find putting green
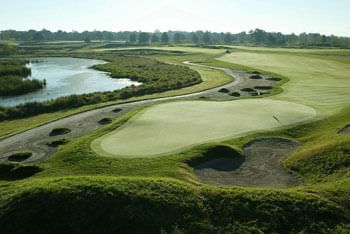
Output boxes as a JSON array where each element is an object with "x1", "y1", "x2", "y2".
[
  {"x1": 218, "y1": 52, "x2": 350, "y2": 115},
  {"x1": 92, "y1": 99, "x2": 316, "y2": 158}
]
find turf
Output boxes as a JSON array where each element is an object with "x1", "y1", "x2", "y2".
[
  {"x1": 1, "y1": 45, "x2": 350, "y2": 232},
  {"x1": 218, "y1": 51, "x2": 350, "y2": 115},
  {"x1": 92, "y1": 99, "x2": 316, "y2": 157},
  {"x1": 0, "y1": 176, "x2": 348, "y2": 233}
]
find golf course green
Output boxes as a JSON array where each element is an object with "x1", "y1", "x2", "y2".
[{"x1": 92, "y1": 99, "x2": 316, "y2": 157}]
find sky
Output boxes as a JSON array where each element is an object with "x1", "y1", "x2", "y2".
[{"x1": 0, "y1": 0, "x2": 349, "y2": 36}]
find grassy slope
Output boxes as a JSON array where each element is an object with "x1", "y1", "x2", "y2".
[{"x1": 0, "y1": 176, "x2": 348, "y2": 233}]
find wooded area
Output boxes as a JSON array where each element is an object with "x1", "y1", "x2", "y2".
[{"x1": 1, "y1": 28, "x2": 350, "y2": 48}]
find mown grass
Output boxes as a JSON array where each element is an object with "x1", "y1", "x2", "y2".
[
  {"x1": 218, "y1": 50, "x2": 350, "y2": 115},
  {"x1": 92, "y1": 99, "x2": 316, "y2": 157}
]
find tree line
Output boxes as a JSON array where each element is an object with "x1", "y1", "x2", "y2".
[{"x1": 1, "y1": 29, "x2": 350, "y2": 48}]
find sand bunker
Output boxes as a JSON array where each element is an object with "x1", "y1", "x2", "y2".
[
  {"x1": 338, "y1": 124, "x2": 350, "y2": 134},
  {"x1": 194, "y1": 138, "x2": 301, "y2": 188}
]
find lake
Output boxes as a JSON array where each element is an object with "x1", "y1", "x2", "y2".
[{"x1": 0, "y1": 57, "x2": 140, "y2": 107}]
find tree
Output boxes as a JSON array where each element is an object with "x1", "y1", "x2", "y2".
[
  {"x1": 138, "y1": 32, "x2": 150, "y2": 44},
  {"x1": 129, "y1": 33, "x2": 137, "y2": 43},
  {"x1": 1, "y1": 29, "x2": 349, "y2": 48},
  {"x1": 151, "y1": 33, "x2": 159, "y2": 43},
  {"x1": 161, "y1": 32, "x2": 169, "y2": 43},
  {"x1": 191, "y1": 32, "x2": 199, "y2": 44},
  {"x1": 0, "y1": 41, "x2": 17, "y2": 55},
  {"x1": 287, "y1": 33, "x2": 298, "y2": 47},
  {"x1": 84, "y1": 35, "x2": 91, "y2": 43},
  {"x1": 95, "y1": 31, "x2": 103, "y2": 41},
  {"x1": 266, "y1": 33, "x2": 276, "y2": 46},
  {"x1": 203, "y1": 31, "x2": 211, "y2": 44},
  {"x1": 104, "y1": 32, "x2": 115, "y2": 41},
  {"x1": 33, "y1": 32, "x2": 44, "y2": 41},
  {"x1": 251, "y1": 29, "x2": 266, "y2": 44},
  {"x1": 224, "y1": 32, "x2": 232, "y2": 44},
  {"x1": 173, "y1": 33, "x2": 182, "y2": 43}
]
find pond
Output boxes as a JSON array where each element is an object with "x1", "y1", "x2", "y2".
[{"x1": 0, "y1": 57, "x2": 141, "y2": 107}]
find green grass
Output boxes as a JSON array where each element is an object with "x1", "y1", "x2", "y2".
[
  {"x1": 0, "y1": 176, "x2": 348, "y2": 233},
  {"x1": 1, "y1": 45, "x2": 350, "y2": 232},
  {"x1": 92, "y1": 99, "x2": 316, "y2": 157},
  {"x1": 1, "y1": 97, "x2": 349, "y2": 233},
  {"x1": 218, "y1": 51, "x2": 350, "y2": 115}
]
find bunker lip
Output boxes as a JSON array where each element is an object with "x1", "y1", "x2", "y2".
[
  {"x1": 194, "y1": 137, "x2": 302, "y2": 188},
  {"x1": 338, "y1": 124, "x2": 350, "y2": 134}
]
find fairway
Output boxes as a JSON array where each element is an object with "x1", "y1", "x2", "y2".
[
  {"x1": 92, "y1": 99, "x2": 316, "y2": 157},
  {"x1": 218, "y1": 52, "x2": 350, "y2": 115}
]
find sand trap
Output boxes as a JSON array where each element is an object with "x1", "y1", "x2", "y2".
[
  {"x1": 7, "y1": 152, "x2": 32, "y2": 162},
  {"x1": 194, "y1": 138, "x2": 301, "y2": 188},
  {"x1": 338, "y1": 124, "x2": 350, "y2": 134}
]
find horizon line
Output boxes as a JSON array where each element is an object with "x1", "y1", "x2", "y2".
[{"x1": 1, "y1": 28, "x2": 349, "y2": 38}]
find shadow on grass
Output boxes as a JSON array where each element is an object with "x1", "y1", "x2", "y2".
[
  {"x1": 0, "y1": 163, "x2": 42, "y2": 181},
  {"x1": 188, "y1": 144, "x2": 244, "y2": 172}
]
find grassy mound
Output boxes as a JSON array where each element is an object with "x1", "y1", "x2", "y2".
[
  {"x1": 7, "y1": 152, "x2": 32, "y2": 162},
  {"x1": 0, "y1": 177, "x2": 348, "y2": 233},
  {"x1": 49, "y1": 128, "x2": 71, "y2": 136}
]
